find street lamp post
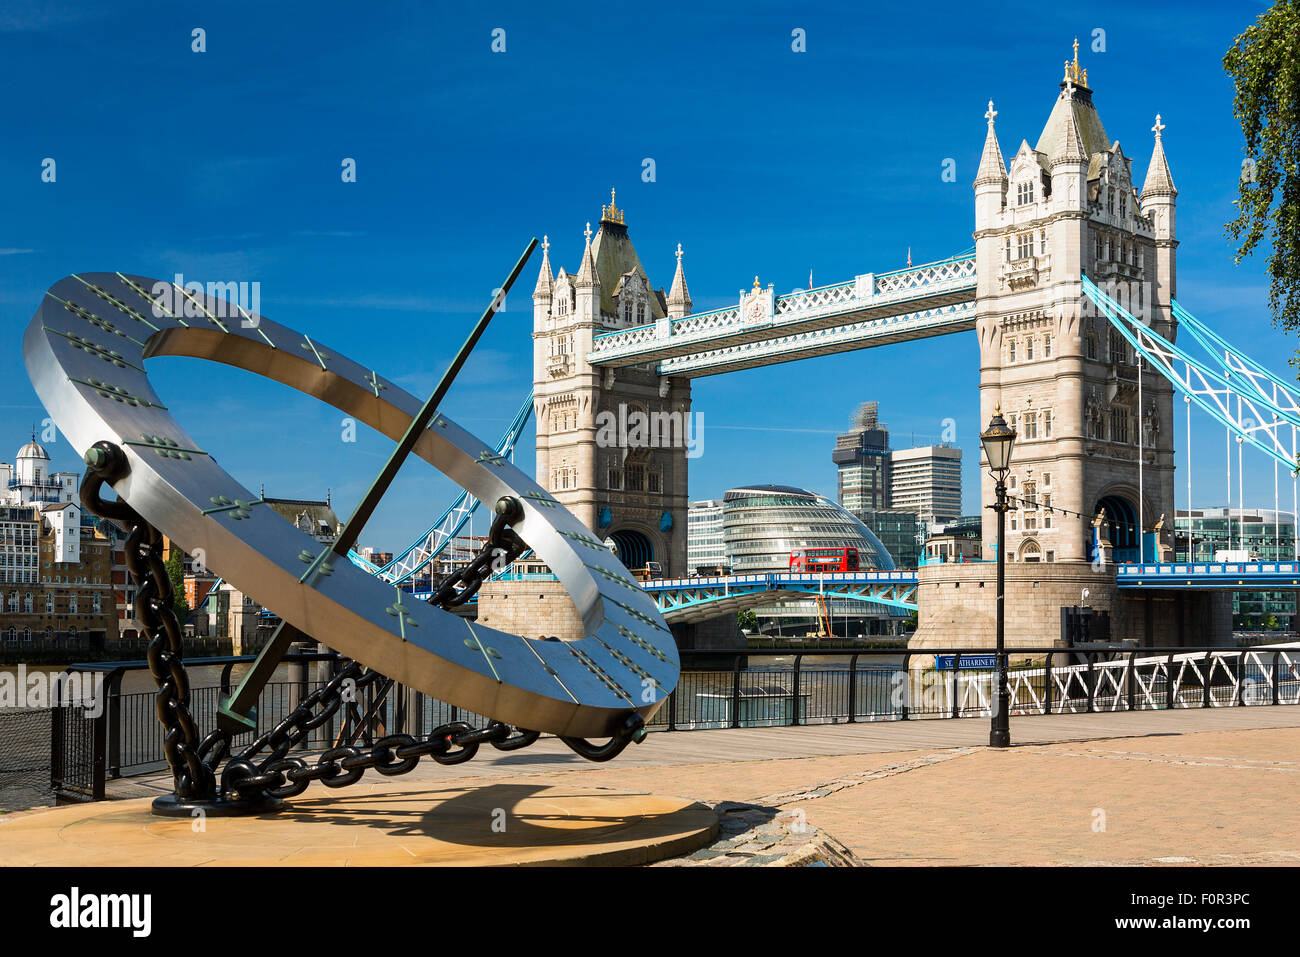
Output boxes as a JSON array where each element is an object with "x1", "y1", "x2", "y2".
[{"x1": 981, "y1": 409, "x2": 1016, "y2": 748}]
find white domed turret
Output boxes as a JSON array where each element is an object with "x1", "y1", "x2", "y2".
[
  {"x1": 15, "y1": 436, "x2": 50, "y2": 489},
  {"x1": 4, "y1": 435, "x2": 76, "y2": 506},
  {"x1": 16, "y1": 439, "x2": 50, "y2": 462}
]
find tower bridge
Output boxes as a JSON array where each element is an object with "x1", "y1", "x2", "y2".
[{"x1": 452, "y1": 47, "x2": 1296, "y2": 650}]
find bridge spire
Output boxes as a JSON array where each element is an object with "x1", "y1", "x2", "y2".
[
  {"x1": 667, "y1": 242, "x2": 692, "y2": 318},
  {"x1": 1141, "y1": 113, "x2": 1177, "y2": 197},
  {"x1": 576, "y1": 222, "x2": 599, "y2": 288},
  {"x1": 532, "y1": 234, "x2": 554, "y2": 299},
  {"x1": 974, "y1": 99, "x2": 1007, "y2": 187}
]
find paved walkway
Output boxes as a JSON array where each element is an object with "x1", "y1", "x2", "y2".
[
  {"x1": 105, "y1": 705, "x2": 1300, "y2": 800},
  {"x1": 86, "y1": 706, "x2": 1300, "y2": 866}
]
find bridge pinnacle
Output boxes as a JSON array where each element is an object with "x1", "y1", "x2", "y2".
[
  {"x1": 1141, "y1": 114, "x2": 1176, "y2": 198},
  {"x1": 533, "y1": 234, "x2": 554, "y2": 298},
  {"x1": 667, "y1": 243, "x2": 691, "y2": 316},
  {"x1": 975, "y1": 101, "x2": 1008, "y2": 187}
]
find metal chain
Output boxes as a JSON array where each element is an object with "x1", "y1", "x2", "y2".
[
  {"x1": 81, "y1": 444, "x2": 640, "y2": 806},
  {"x1": 80, "y1": 442, "x2": 218, "y2": 802},
  {"x1": 426, "y1": 498, "x2": 528, "y2": 608}
]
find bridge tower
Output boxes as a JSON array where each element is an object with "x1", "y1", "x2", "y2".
[
  {"x1": 912, "y1": 46, "x2": 1228, "y2": 651},
  {"x1": 532, "y1": 192, "x2": 693, "y2": 576},
  {"x1": 973, "y1": 46, "x2": 1178, "y2": 566}
]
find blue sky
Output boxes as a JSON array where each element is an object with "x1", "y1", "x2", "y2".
[{"x1": 0, "y1": 0, "x2": 1288, "y2": 553}]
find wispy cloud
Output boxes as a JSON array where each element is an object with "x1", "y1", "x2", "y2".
[
  {"x1": 0, "y1": 2, "x2": 103, "y2": 33},
  {"x1": 0, "y1": 248, "x2": 35, "y2": 256},
  {"x1": 294, "y1": 230, "x2": 368, "y2": 239}
]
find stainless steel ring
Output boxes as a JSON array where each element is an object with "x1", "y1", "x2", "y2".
[{"x1": 23, "y1": 272, "x2": 678, "y2": 737}]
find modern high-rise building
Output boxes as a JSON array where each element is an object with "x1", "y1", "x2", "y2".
[
  {"x1": 833, "y1": 402, "x2": 891, "y2": 515},
  {"x1": 888, "y1": 445, "x2": 963, "y2": 528},
  {"x1": 855, "y1": 507, "x2": 922, "y2": 569}
]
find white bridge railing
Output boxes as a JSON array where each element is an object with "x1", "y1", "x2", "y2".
[{"x1": 931, "y1": 644, "x2": 1300, "y2": 719}]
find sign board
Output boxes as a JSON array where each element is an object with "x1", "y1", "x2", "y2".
[{"x1": 935, "y1": 654, "x2": 997, "y2": 671}]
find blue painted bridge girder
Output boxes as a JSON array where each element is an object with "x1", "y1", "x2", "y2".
[
  {"x1": 642, "y1": 571, "x2": 920, "y2": 624},
  {"x1": 1117, "y1": 562, "x2": 1300, "y2": 590}
]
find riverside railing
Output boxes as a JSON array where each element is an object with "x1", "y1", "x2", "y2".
[{"x1": 31, "y1": 643, "x2": 1300, "y2": 806}]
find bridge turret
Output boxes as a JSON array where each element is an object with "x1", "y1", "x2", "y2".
[
  {"x1": 532, "y1": 234, "x2": 554, "y2": 339},
  {"x1": 973, "y1": 100, "x2": 1008, "y2": 233},
  {"x1": 1140, "y1": 114, "x2": 1178, "y2": 316},
  {"x1": 666, "y1": 243, "x2": 692, "y2": 319},
  {"x1": 574, "y1": 222, "x2": 601, "y2": 323}
]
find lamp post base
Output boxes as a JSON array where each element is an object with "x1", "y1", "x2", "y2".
[{"x1": 988, "y1": 728, "x2": 1011, "y2": 748}]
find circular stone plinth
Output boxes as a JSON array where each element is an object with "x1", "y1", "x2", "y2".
[{"x1": 0, "y1": 781, "x2": 718, "y2": 867}]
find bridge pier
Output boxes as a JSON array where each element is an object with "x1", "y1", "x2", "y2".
[
  {"x1": 1118, "y1": 589, "x2": 1231, "y2": 648},
  {"x1": 909, "y1": 562, "x2": 1234, "y2": 652},
  {"x1": 669, "y1": 613, "x2": 746, "y2": 653},
  {"x1": 476, "y1": 579, "x2": 586, "y2": 641}
]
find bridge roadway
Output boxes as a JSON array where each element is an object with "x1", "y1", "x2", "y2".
[
  {"x1": 641, "y1": 571, "x2": 920, "y2": 623},
  {"x1": 410, "y1": 563, "x2": 1300, "y2": 626},
  {"x1": 1117, "y1": 561, "x2": 1300, "y2": 589}
]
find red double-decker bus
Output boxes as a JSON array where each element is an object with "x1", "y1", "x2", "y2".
[{"x1": 789, "y1": 547, "x2": 859, "y2": 572}]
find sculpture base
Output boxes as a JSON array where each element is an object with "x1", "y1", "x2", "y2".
[
  {"x1": 150, "y1": 793, "x2": 284, "y2": 817},
  {"x1": 1, "y1": 781, "x2": 718, "y2": 867}
]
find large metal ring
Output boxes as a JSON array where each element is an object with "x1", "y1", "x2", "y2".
[{"x1": 23, "y1": 272, "x2": 678, "y2": 737}]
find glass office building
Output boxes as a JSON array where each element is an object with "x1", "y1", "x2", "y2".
[
  {"x1": 721, "y1": 484, "x2": 896, "y2": 574},
  {"x1": 685, "y1": 484, "x2": 901, "y2": 635},
  {"x1": 1177, "y1": 507, "x2": 1297, "y2": 629}
]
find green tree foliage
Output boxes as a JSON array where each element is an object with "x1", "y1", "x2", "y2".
[
  {"x1": 737, "y1": 609, "x2": 758, "y2": 632},
  {"x1": 165, "y1": 549, "x2": 189, "y2": 619},
  {"x1": 1224, "y1": 2, "x2": 1300, "y2": 353}
]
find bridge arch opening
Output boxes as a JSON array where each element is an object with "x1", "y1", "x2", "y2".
[
  {"x1": 1093, "y1": 494, "x2": 1139, "y2": 563},
  {"x1": 609, "y1": 529, "x2": 654, "y2": 570}
]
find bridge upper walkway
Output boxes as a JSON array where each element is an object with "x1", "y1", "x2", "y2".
[{"x1": 586, "y1": 254, "x2": 976, "y2": 377}]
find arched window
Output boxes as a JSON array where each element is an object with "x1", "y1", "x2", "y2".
[
  {"x1": 1087, "y1": 330, "x2": 1098, "y2": 360},
  {"x1": 23, "y1": 592, "x2": 32, "y2": 613},
  {"x1": 6, "y1": 592, "x2": 16, "y2": 613}
]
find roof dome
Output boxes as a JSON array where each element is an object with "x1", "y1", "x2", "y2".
[{"x1": 17, "y1": 439, "x2": 50, "y2": 461}]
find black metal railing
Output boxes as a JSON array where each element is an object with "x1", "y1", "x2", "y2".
[{"x1": 21, "y1": 643, "x2": 1300, "y2": 809}]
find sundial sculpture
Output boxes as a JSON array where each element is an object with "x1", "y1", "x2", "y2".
[{"x1": 23, "y1": 241, "x2": 679, "y2": 814}]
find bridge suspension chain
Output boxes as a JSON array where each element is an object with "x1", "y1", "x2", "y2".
[{"x1": 1083, "y1": 275, "x2": 1300, "y2": 472}]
